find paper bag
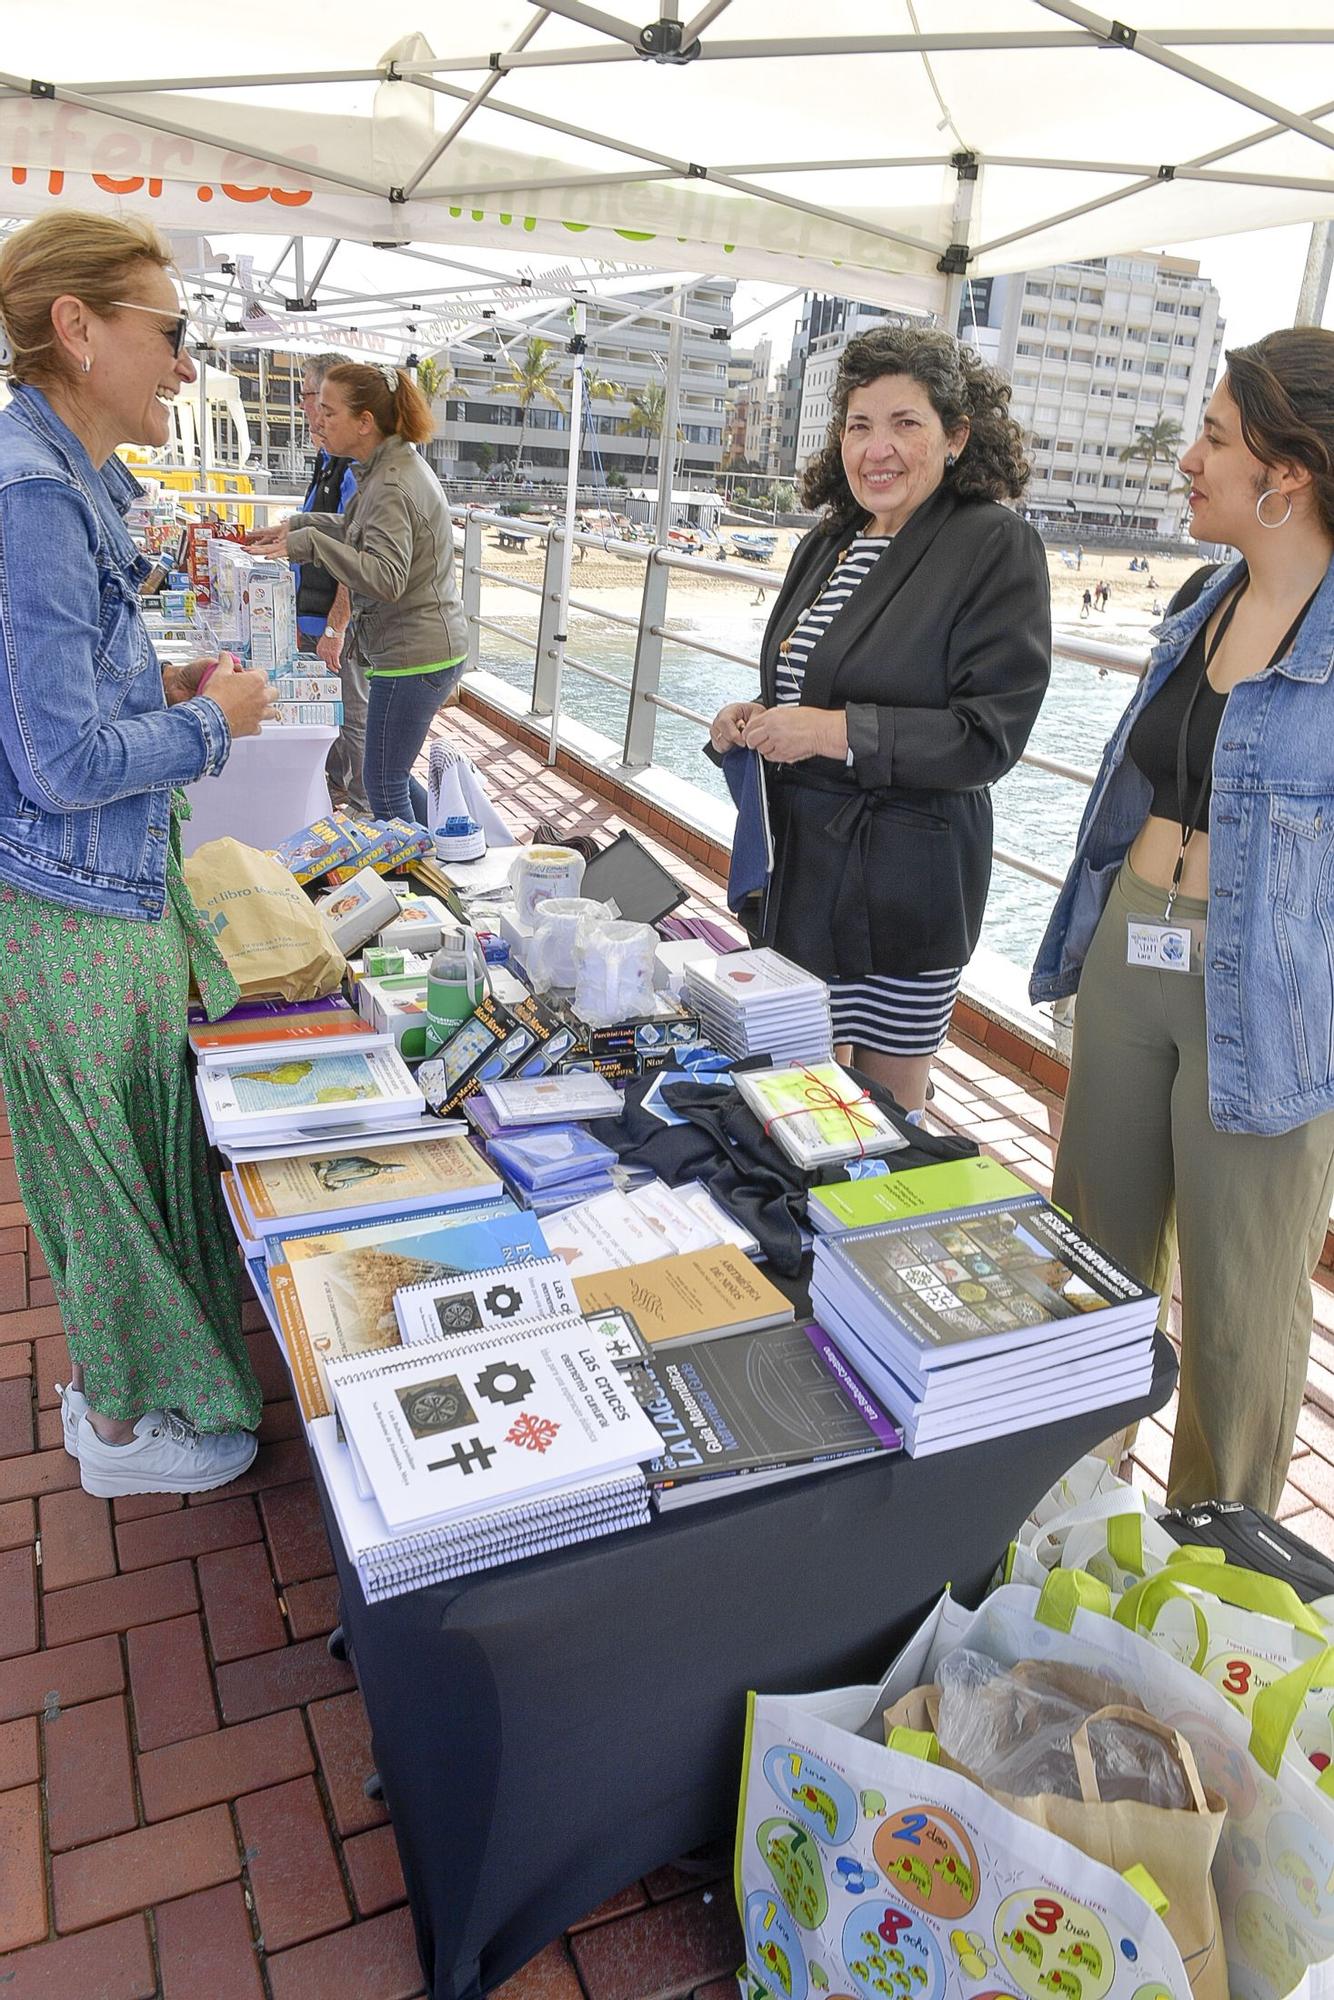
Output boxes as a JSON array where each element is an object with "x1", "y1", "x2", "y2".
[{"x1": 184, "y1": 837, "x2": 345, "y2": 1002}]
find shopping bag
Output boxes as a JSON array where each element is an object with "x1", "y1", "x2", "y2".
[
  {"x1": 1112, "y1": 1559, "x2": 1328, "y2": 1722},
  {"x1": 184, "y1": 837, "x2": 346, "y2": 1002},
  {"x1": 1003, "y1": 1483, "x2": 1182, "y2": 1595},
  {"x1": 882, "y1": 1675, "x2": 1226, "y2": 1996},
  {"x1": 738, "y1": 1669, "x2": 1193, "y2": 2000},
  {"x1": 902, "y1": 1575, "x2": 1334, "y2": 2000}
]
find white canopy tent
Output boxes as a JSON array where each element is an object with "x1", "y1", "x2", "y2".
[{"x1": 3, "y1": 1, "x2": 1334, "y2": 324}]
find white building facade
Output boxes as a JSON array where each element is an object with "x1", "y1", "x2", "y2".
[{"x1": 982, "y1": 254, "x2": 1223, "y2": 537}]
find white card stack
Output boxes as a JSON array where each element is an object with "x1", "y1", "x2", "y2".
[{"x1": 684, "y1": 948, "x2": 832, "y2": 1065}]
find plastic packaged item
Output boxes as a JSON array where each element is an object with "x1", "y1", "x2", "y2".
[
  {"x1": 435, "y1": 815, "x2": 486, "y2": 864},
  {"x1": 512, "y1": 845, "x2": 585, "y2": 925},
  {"x1": 572, "y1": 917, "x2": 657, "y2": 1027},
  {"x1": 528, "y1": 898, "x2": 613, "y2": 992}
]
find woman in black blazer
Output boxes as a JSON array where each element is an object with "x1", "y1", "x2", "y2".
[{"x1": 710, "y1": 326, "x2": 1051, "y2": 1113}]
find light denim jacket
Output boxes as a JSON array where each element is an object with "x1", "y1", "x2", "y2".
[
  {"x1": 1032, "y1": 552, "x2": 1334, "y2": 1137},
  {"x1": 0, "y1": 385, "x2": 230, "y2": 919}
]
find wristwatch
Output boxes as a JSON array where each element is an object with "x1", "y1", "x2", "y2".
[{"x1": 323, "y1": 626, "x2": 342, "y2": 639}]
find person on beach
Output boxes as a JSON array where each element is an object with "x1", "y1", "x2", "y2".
[
  {"x1": 1081, "y1": 588, "x2": 1093, "y2": 618},
  {"x1": 1034, "y1": 327, "x2": 1334, "y2": 1511},
  {"x1": 0, "y1": 211, "x2": 275, "y2": 1497},
  {"x1": 709, "y1": 325, "x2": 1050, "y2": 1115},
  {"x1": 249, "y1": 363, "x2": 466, "y2": 827}
]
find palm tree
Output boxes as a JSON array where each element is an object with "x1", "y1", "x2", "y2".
[
  {"x1": 580, "y1": 368, "x2": 623, "y2": 485},
  {"x1": 1119, "y1": 416, "x2": 1184, "y2": 525},
  {"x1": 617, "y1": 380, "x2": 682, "y2": 477},
  {"x1": 495, "y1": 337, "x2": 567, "y2": 475},
  {"x1": 413, "y1": 355, "x2": 465, "y2": 406}
]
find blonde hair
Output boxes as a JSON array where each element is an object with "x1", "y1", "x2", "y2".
[
  {"x1": 0, "y1": 210, "x2": 173, "y2": 386},
  {"x1": 324, "y1": 362, "x2": 435, "y2": 446}
]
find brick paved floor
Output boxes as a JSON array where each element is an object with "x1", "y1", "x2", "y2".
[{"x1": 2, "y1": 707, "x2": 1332, "y2": 1998}]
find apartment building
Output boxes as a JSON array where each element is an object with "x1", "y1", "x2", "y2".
[
  {"x1": 438, "y1": 280, "x2": 735, "y2": 487},
  {"x1": 969, "y1": 254, "x2": 1223, "y2": 536}
]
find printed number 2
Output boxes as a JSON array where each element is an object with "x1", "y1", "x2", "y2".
[
  {"x1": 879, "y1": 1909, "x2": 913, "y2": 1946},
  {"x1": 894, "y1": 1813, "x2": 928, "y2": 1848},
  {"x1": 1026, "y1": 1898, "x2": 1064, "y2": 1936},
  {"x1": 1223, "y1": 1659, "x2": 1253, "y2": 1697}
]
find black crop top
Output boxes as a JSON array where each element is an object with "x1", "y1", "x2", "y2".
[{"x1": 1126, "y1": 622, "x2": 1226, "y2": 832}]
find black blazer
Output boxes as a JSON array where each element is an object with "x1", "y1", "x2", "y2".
[{"x1": 756, "y1": 485, "x2": 1051, "y2": 979}]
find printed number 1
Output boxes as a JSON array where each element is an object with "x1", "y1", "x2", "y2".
[
  {"x1": 1026, "y1": 1898, "x2": 1064, "y2": 1936},
  {"x1": 894, "y1": 1813, "x2": 928, "y2": 1847}
]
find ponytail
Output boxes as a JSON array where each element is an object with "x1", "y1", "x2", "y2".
[{"x1": 324, "y1": 362, "x2": 435, "y2": 445}]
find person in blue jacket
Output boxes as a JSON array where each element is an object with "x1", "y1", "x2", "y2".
[{"x1": 1033, "y1": 328, "x2": 1334, "y2": 1511}]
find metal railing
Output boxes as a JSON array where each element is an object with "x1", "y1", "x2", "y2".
[{"x1": 163, "y1": 490, "x2": 1152, "y2": 900}]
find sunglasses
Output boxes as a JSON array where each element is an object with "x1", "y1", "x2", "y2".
[{"x1": 109, "y1": 299, "x2": 190, "y2": 357}]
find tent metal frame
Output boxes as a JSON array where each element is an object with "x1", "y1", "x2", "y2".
[{"x1": 7, "y1": 5, "x2": 1333, "y2": 300}]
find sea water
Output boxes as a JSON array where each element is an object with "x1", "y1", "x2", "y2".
[{"x1": 477, "y1": 611, "x2": 1134, "y2": 976}]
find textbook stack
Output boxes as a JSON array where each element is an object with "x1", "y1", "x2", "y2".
[
  {"x1": 810, "y1": 1191, "x2": 1159, "y2": 1455},
  {"x1": 316, "y1": 1316, "x2": 660, "y2": 1600},
  {"x1": 683, "y1": 948, "x2": 832, "y2": 1065}
]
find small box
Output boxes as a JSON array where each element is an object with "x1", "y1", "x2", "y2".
[
  {"x1": 313, "y1": 867, "x2": 401, "y2": 955},
  {"x1": 362, "y1": 946, "x2": 406, "y2": 978},
  {"x1": 245, "y1": 565, "x2": 298, "y2": 675},
  {"x1": 378, "y1": 895, "x2": 454, "y2": 955},
  {"x1": 273, "y1": 673, "x2": 344, "y2": 703},
  {"x1": 548, "y1": 994, "x2": 701, "y2": 1068},
  {"x1": 273, "y1": 702, "x2": 344, "y2": 727},
  {"x1": 370, "y1": 976, "x2": 432, "y2": 1059},
  {"x1": 417, "y1": 995, "x2": 517, "y2": 1117}
]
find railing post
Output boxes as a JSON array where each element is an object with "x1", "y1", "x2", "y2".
[
  {"x1": 531, "y1": 528, "x2": 565, "y2": 718},
  {"x1": 459, "y1": 511, "x2": 483, "y2": 675},
  {"x1": 622, "y1": 551, "x2": 669, "y2": 769}
]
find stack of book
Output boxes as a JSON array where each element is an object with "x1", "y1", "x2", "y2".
[
  {"x1": 319, "y1": 1318, "x2": 661, "y2": 1599},
  {"x1": 807, "y1": 1155, "x2": 1033, "y2": 1234},
  {"x1": 225, "y1": 1132, "x2": 503, "y2": 1248},
  {"x1": 737, "y1": 1063, "x2": 908, "y2": 1171},
  {"x1": 195, "y1": 1036, "x2": 425, "y2": 1151},
  {"x1": 683, "y1": 949, "x2": 832, "y2": 1065},
  {"x1": 626, "y1": 1320, "x2": 901, "y2": 1509},
  {"x1": 188, "y1": 992, "x2": 375, "y2": 1058},
  {"x1": 486, "y1": 1125, "x2": 621, "y2": 1217},
  {"x1": 810, "y1": 1193, "x2": 1158, "y2": 1455}
]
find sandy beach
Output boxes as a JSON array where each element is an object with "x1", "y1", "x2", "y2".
[{"x1": 470, "y1": 521, "x2": 1206, "y2": 652}]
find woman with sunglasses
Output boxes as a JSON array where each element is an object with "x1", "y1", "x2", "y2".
[{"x1": 0, "y1": 211, "x2": 276, "y2": 1498}]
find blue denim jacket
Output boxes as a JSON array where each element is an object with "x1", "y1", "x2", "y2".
[
  {"x1": 0, "y1": 385, "x2": 231, "y2": 919},
  {"x1": 1032, "y1": 552, "x2": 1334, "y2": 1137}
]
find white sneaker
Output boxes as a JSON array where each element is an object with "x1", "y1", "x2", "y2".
[
  {"x1": 56, "y1": 1382, "x2": 89, "y2": 1459},
  {"x1": 76, "y1": 1410, "x2": 258, "y2": 1498}
]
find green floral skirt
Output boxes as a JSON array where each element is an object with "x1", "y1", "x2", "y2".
[{"x1": 0, "y1": 848, "x2": 262, "y2": 1431}]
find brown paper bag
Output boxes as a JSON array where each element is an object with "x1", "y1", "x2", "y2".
[
  {"x1": 184, "y1": 838, "x2": 346, "y2": 1003},
  {"x1": 885, "y1": 1684, "x2": 1227, "y2": 1998}
]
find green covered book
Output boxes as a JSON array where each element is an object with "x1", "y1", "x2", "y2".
[{"x1": 807, "y1": 1155, "x2": 1034, "y2": 1234}]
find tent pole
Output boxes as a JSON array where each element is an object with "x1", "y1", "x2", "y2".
[
  {"x1": 655, "y1": 310, "x2": 685, "y2": 544},
  {"x1": 197, "y1": 347, "x2": 208, "y2": 485},
  {"x1": 941, "y1": 153, "x2": 978, "y2": 334},
  {"x1": 1296, "y1": 222, "x2": 1334, "y2": 328},
  {"x1": 547, "y1": 301, "x2": 587, "y2": 768}
]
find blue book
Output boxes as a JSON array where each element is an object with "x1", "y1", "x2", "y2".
[
  {"x1": 263, "y1": 1195, "x2": 518, "y2": 1273},
  {"x1": 489, "y1": 1124, "x2": 617, "y2": 1192}
]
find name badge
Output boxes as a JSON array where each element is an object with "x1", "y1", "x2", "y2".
[{"x1": 1126, "y1": 921, "x2": 1194, "y2": 973}]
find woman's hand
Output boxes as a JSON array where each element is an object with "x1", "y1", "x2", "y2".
[
  {"x1": 162, "y1": 657, "x2": 217, "y2": 705},
  {"x1": 203, "y1": 666, "x2": 279, "y2": 739},
  {"x1": 709, "y1": 700, "x2": 765, "y2": 752},
  {"x1": 743, "y1": 705, "x2": 848, "y2": 765},
  {"x1": 244, "y1": 522, "x2": 290, "y2": 557}
]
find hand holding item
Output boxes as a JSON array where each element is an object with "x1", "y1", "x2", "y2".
[
  {"x1": 162, "y1": 656, "x2": 218, "y2": 705},
  {"x1": 315, "y1": 630, "x2": 344, "y2": 674},
  {"x1": 709, "y1": 699, "x2": 765, "y2": 753},
  {"x1": 199, "y1": 656, "x2": 278, "y2": 738},
  {"x1": 244, "y1": 522, "x2": 290, "y2": 557},
  {"x1": 742, "y1": 703, "x2": 848, "y2": 765}
]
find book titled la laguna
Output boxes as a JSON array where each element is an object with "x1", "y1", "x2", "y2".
[{"x1": 327, "y1": 1320, "x2": 663, "y2": 1531}]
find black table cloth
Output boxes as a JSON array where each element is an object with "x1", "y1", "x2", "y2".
[{"x1": 315, "y1": 1331, "x2": 1177, "y2": 2000}]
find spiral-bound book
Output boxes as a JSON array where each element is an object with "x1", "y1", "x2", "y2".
[
  {"x1": 326, "y1": 1318, "x2": 662, "y2": 1533},
  {"x1": 394, "y1": 1256, "x2": 581, "y2": 1346},
  {"x1": 309, "y1": 1416, "x2": 649, "y2": 1603}
]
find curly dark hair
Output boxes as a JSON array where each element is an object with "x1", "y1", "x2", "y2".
[{"x1": 799, "y1": 324, "x2": 1032, "y2": 532}]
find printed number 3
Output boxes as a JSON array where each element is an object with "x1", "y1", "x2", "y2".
[
  {"x1": 1223, "y1": 1660, "x2": 1253, "y2": 1697},
  {"x1": 1026, "y1": 1898, "x2": 1064, "y2": 1936}
]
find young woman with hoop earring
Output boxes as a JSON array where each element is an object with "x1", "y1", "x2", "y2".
[{"x1": 1034, "y1": 329, "x2": 1334, "y2": 1511}]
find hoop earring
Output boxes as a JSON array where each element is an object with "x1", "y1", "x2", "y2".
[
  {"x1": 81, "y1": 355, "x2": 92, "y2": 376},
  {"x1": 1256, "y1": 486, "x2": 1292, "y2": 528}
]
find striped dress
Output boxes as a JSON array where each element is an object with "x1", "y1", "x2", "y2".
[{"x1": 775, "y1": 534, "x2": 963, "y2": 1058}]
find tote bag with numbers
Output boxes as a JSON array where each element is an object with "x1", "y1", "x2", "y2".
[{"x1": 737, "y1": 1679, "x2": 1193, "y2": 2000}]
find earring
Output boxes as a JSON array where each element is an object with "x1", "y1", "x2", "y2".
[
  {"x1": 945, "y1": 452, "x2": 957, "y2": 471},
  {"x1": 1256, "y1": 486, "x2": 1292, "y2": 528},
  {"x1": 81, "y1": 355, "x2": 92, "y2": 376}
]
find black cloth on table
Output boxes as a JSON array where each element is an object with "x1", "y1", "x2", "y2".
[{"x1": 590, "y1": 1060, "x2": 976, "y2": 1277}]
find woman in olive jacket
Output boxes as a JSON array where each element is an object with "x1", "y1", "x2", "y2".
[{"x1": 711, "y1": 326, "x2": 1051, "y2": 1112}]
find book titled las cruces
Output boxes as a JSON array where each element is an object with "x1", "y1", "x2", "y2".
[
  {"x1": 327, "y1": 1319, "x2": 663, "y2": 1532},
  {"x1": 819, "y1": 1195, "x2": 1155, "y2": 1372}
]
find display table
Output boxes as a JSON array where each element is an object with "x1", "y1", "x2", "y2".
[
  {"x1": 317, "y1": 1332, "x2": 1177, "y2": 2000},
  {"x1": 181, "y1": 723, "x2": 338, "y2": 856}
]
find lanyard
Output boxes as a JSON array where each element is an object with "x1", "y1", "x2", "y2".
[{"x1": 1165, "y1": 579, "x2": 1320, "y2": 921}]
